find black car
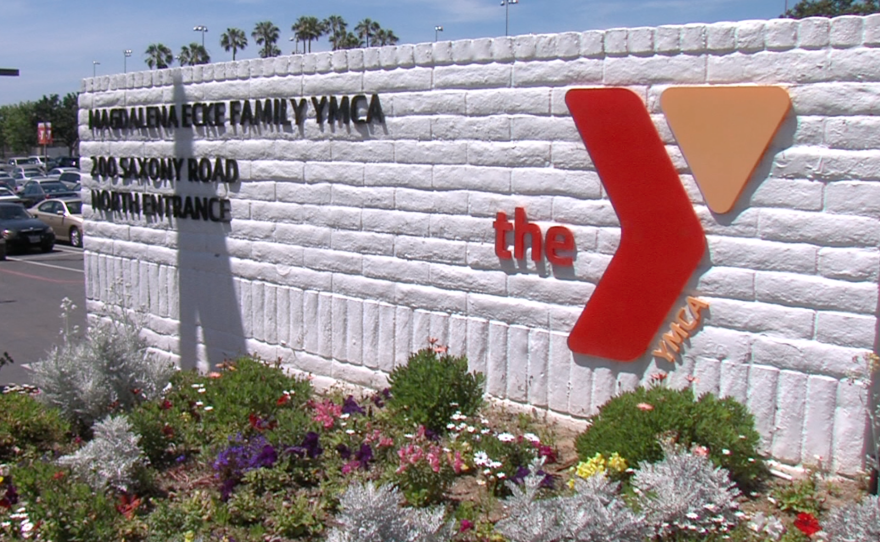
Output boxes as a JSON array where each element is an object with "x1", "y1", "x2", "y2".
[
  {"x1": 0, "y1": 202, "x2": 55, "y2": 253},
  {"x1": 18, "y1": 180, "x2": 78, "y2": 208},
  {"x1": 48, "y1": 156, "x2": 79, "y2": 169}
]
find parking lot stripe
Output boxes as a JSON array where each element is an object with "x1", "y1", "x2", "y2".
[{"x1": 3, "y1": 258, "x2": 84, "y2": 275}]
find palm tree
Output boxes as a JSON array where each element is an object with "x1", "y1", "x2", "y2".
[
  {"x1": 374, "y1": 28, "x2": 399, "y2": 46},
  {"x1": 337, "y1": 32, "x2": 363, "y2": 50},
  {"x1": 178, "y1": 43, "x2": 210, "y2": 66},
  {"x1": 293, "y1": 16, "x2": 325, "y2": 53},
  {"x1": 144, "y1": 43, "x2": 173, "y2": 69},
  {"x1": 323, "y1": 15, "x2": 348, "y2": 51},
  {"x1": 252, "y1": 21, "x2": 281, "y2": 58},
  {"x1": 354, "y1": 18, "x2": 381, "y2": 48},
  {"x1": 220, "y1": 27, "x2": 248, "y2": 61}
]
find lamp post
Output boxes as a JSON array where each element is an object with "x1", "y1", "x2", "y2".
[
  {"x1": 92, "y1": 60, "x2": 100, "y2": 78},
  {"x1": 193, "y1": 25, "x2": 208, "y2": 47},
  {"x1": 289, "y1": 36, "x2": 298, "y2": 55},
  {"x1": 501, "y1": 0, "x2": 518, "y2": 37},
  {"x1": 434, "y1": 25, "x2": 443, "y2": 42},
  {"x1": 124, "y1": 49, "x2": 132, "y2": 73}
]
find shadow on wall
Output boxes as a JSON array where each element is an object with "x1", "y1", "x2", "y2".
[{"x1": 171, "y1": 74, "x2": 247, "y2": 372}]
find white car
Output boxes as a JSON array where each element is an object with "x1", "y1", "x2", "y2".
[{"x1": 0, "y1": 187, "x2": 23, "y2": 204}]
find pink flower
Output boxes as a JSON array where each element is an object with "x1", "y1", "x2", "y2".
[
  {"x1": 311, "y1": 400, "x2": 343, "y2": 429},
  {"x1": 636, "y1": 403, "x2": 654, "y2": 411},
  {"x1": 427, "y1": 449, "x2": 441, "y2": 473},
  {"x1": 459, "y1": 519, "x2": 474, "y2": 532},
  {"x1": 692, "y1": 445, "x2": 710, "y2": 457},
  {"x1": 451, "y1": 450, "x2": 465, "y2": 474},
  {"x1": 342, "y1": 460, "x2": 359, "y2": 475}
]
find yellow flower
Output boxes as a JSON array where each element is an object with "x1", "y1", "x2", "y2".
[
  {"x1": 607, "y1": 452, "x2": 627, "y2": 473},
  {"x1": 184, "y1": 532, "x2": 195, "y2": 542},
  {"x1": 574, "y1": 453, "x2": 606, "y2": 480}
]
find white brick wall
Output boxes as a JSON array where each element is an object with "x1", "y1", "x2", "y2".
[{"x1": 80, "y1": 14, "x2": 880, "y2": 474}]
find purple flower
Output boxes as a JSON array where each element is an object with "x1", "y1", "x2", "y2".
[
  {"x1": 510, "y1": 466, "x2": 555, "y2": 489},
  {"x1": 342, "y1": 395, "x2": 365, "y2": 415},
  {"x1": 336, "y1": 444, "x2": 352, "y2": 460},
  {"x1": 355, "y1": 444, "x2": 374, "y2": 469},
  {"x1": 213, "y1": 434, "x2": 277, "y2": 500},
  {"x1": 287, "y1": 431, "x2": 323, "y2": 459},
  {"x1": 253, "y1": 444, "x2": 277, "y2": 469},
  {"x1": 371, "y1": 388, "x2": 392, "y2": 408},
  {"x1": 424, "y1": 427, "x2": 439, "y2": 441}
]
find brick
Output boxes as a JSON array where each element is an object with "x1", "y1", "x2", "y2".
[
  {"x1": 791, "y1": 83, "x2": 880, "y2": 116},
  {"x1": 833, "y1": 382, "x2": 868, "y2": 474},
  {"x1": 395, "y1": 141, "x2": 467, "y2": 165},
  {"x1": 750, "y1": 178, "x2": 824, "y2": 211},
  {"x1": 468, "y1": 192, "x2": 551, "y2": 220},
  {"x1": 694, "y1": 267, "x2": 755, "y2": 301},
  {"x1": 755, "y1": 271, "x2": 877, "y2": 314},
  {"x1": 590, "y1": 366, "x2": 617, "y2": 414},
  {"x1": 392, "y1": 91, "x2": 467, "y2": 116},
  {"x1": 395, "y1": 283, "x2": 467, "y2": 314},
  {"x1": 747, "y1": 364, "x2": 780, "y2": 451},
  {"x1": 759, "y1": 209, "x2": 880, "y2": 247},
  {"x1": 825, "y1": 116, "x2": 880, "y2": 150},
  {"x1": 817, "y1": 247, "x2": 879, "y2": 282},
  {"x1": 412, "y1": 310, "x2": 431, "y2": 350},
  {"x1": 487, "y1": 322, "x2": 509, "y2": 397},
  {"x1": 433, "y1": 165, "x2": 510, "y2": 193},
  {"x1": 492, "y1": 37, "x2": 515, "y2": 62},
  {"x1": 866, "y1": 13, "x2": 880, "y2": 46},
  {"x1": 398, "y1": 236, "x2": 468, "y2": 265},
  {"x1": 548, "y1": 332, "x2": 572, "y2": 413},
  {"x1": 736, "y1": 20, "x2": 766, "y2": 52},
  {"x1": 692, "y1": 358, "x2": 722, "y2": 397},
  {"x1": 830, "y1": 16, "x2": 864, "y2": 48},
  {"x1": 551, "y1": 198, "x2": 618, "y2": 226},
  {"x1": 331, "y1": 231, "x2": 394, "y2": 256},
  {"x1": 363, "y1": 255, "x2": 429, "y2": 284},
  {"x1": 707, "y1": 22, "x2": 737, "y2": 53},
  {"x1": 434, "y1": 64, "x2": 511, "y2": 89},
  {"x1": 605, "y1": 55, "x2": 706, "y2": 85},
  {"x1": 719, "y1": 359, "x2": 749, "y2": 405},
  {"x1": 681, "y1": 24, "x2": 707, "y2": 53},
  {"x1": 580, "y1": 30, "x2": 605, "y2": 58},
  {"x1": 771, "y1": 371, "x2": 807, "y2": 464},
  {"x1": 801, "y1": 375, "x2": 838, "y2": 465},
  {"x1": 432, "y1": 41, "x2": 453, "y2": 66},
  {"x1": 513, "y1": 35, "x2": 537, "y2": 60},
  {"x1": 751, "y1": 336, "x2": 864, "y2": 379},
  {"x1": 815, "y1": 311, "x2": 877, "y2": 349},
  {"x1": 378, "y1": 303, "x2": 396, "y2": 373},
  {"x1": 825, "y1": 181, "x2": 880, "y2": 217},
  {"x1": 365, "y1": 163, "x2": 433, "y2": 189},
  {"x1": 798, "y1": 17, "x2": 831, "y2": 49},
  {"x1": 507, "y1": 275, "x2": 594, "y2": 307},
  {"x1": 449, "y1": 315, "x2": 468, "y2": 356},
  {"x1": 707, "y1": 236, "x2": 818, "y2": 274},
  {"x1": 527, "y1": 329, "x2": 550, "y2": 407},
  {"x1": 363, "y1": 68, "x2": 433, "y2": 91},
  {"x1": 707, "y1": 50, "x2": 831, "y2": 84},
  {"x1": 514, "y1": 59, "x2": 603, "y2": 87},
  {"x1": 829, "y1": 47, "x2": 880, "y2": 82},
  {"x1": 466, "y1": 88, "x2": 551, "y2": 116},
  {"x1": 706, "y1": 298, "x2": 815, "y2": 339},
  {"x1": 413, "y1": 43, "x2": 433, "y2": 66},
  {"x1": 471, "y1": 38, "x2": 494, "y2": 63},
  {"x1": 468, "y1": 293, "x2": 550, "y2": 328},
  {"x1": 655, "y1": 25, "x2": 681, "y2": 54},
  {"x1": 627, "y1": 27, "x2": 654, "y2": 55},
  {"x1": 507, "y1": 326, "x2": 529, "y2": 402},
  {"x1": 765, "y1": 19, "x2": 798, "y2": 51},
  {"x1": 394, "y1": 306, "x2": 413, "y2": 368},
  {"x1": 604, "y1": 28, "x2": 627, "y2": 56},
  {"x1": 466, "y1": 318, "x2": 490, "y2": 377},
  {"x1": 513, "y1": 169, "x2": 601, "y2": 199},
  {"x1": 332, "y1": 296, "x2": 348, "y2": 361},
  {"x1": 434, "y1": 116, "x2": 511, "y2": 142},
  {"x1": 468, "y1": 141, "x2": 550, "y2": 168}
]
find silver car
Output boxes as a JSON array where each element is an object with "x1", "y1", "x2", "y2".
[{"x1": 29, "y1": 198, "x2": 83, "y2": 247}]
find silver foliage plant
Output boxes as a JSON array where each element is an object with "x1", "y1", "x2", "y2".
[
  {"x1": 632, "y1": 443, "x2": 742, "y2": 539},
  {"x1": 325, "y1": 482, "x2": 454, "y2": 542},
  {"x1": 822, "y1": 495, "x2": 880, "y2": 542},
  {"x1": 31, "y1": 301, "x2": 175, "y2": 428},
  {"x1": 57, "y1": 415, "x2": 147, "y2": 492},
  {"x1": 494, "y1": 459, "x2": 648, "y2": 542}
]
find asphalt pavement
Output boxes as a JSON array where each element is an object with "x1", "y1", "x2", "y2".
[{"x1": 0, "y1": 244, "x2": 86, "y2": 386}]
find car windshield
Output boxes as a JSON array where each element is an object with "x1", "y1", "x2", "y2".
[
  {"x1": 0, "y1": 188, "x2": 13, "y2": 196},
  {"x1": 42, "y1": 182, "x2": 69, "y2": 193},
  {"x1": 65, "y1": 201, "x2": 83, "y2": 214},
  {"x1": 0, "y1": 206, "x2": 29, "y2": 220}
]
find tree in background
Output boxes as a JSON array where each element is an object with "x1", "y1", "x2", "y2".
[
  {"x1": 178, "y1": 43, "x2": 211, "y2": 66},
  {"x1": 374, "y1": 28, "x2": 399, "y2": 46},
  {"x1": 252, "y1": 21, "x2": 281, "y2": 58},
  {"x1": 0, "y1": 93, "x2": 78, "y2": 156},
  {"x1": 355, "y1": 18, "x2": 381, "y2": 48},
  {"x1": 324, "y1": 15, "x2": 348, "y2": 51},
  {"x1": 220, "y1": 27, "x2": 248, "y2": 61},
  {"x1": 336, "y1": 32, "x2": 364, "y2": 49},
  {"x1": 144, "y1": 43, "x2": 173, "y2": 69},
  {"x1": 784, "y1": 0, "x2": 879, "y2": 17},
  {"x1": 293, "y1": 16, "x2": 326, "y2": 53}
]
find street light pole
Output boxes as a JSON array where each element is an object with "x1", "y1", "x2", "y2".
[
  {"x1": 501, "y1": 0, "x2": 519, "y2": 37},
  {"x1": 434, "y1": 25, "x2": 443, "y2": 42},
  {"x1": 124, "y1": 49, "x2": 132, "y2": 73},
  {"x1": 92, "y1": 61, "x2": 100, "y2": 78},
  {"x1": 193, "y1": 25, "x2": 208, "y2": 48}
]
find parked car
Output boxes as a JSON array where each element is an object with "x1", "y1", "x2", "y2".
[
  {"x1": 0, "y1": 202, "x2": 55, "y2": 253},
  {"x1": 47, "y1": 156, "x2": 79, "y2": 169},
  {"x1": 57, "y1": 171, "x2": 81, "y2": 190},
  {"x1": 0, "y1": 172, "x2": 14, "y2": 191},
  {"x1": 10, "y1": 167, "x2": 45, "y2": 188},
  {"x1": 47, "y1": 167, "x2": 78, "y2": 177},
  {"x1": 29, "y1": 198, "x2": 83, "y2": 248},
  {"x1": 0, "y1": 187, "x2": 23, "y2": 204},
  {"x1": 17, "y1": 179, "x2": 78, "y2": 208},
  {"x1": 6, "y1": 157, "x2": 41, "y2": 168}
]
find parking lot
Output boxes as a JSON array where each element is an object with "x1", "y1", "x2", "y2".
[{"x1": 0, "y1": 245, "x2": 86, "y2": 386}]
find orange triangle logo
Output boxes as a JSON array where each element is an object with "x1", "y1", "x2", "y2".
[{"x1": 660, "y1": 86, "x2": 791, "y2": 214}]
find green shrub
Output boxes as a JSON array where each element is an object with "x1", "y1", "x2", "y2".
[
  {"x1": 575, "y1": 386, "x2": 765, "y2": 489},
  {"x1": 0, "y1": 392, "x2": 70, "y2": 459},
  {"x1": 129, "y1": 356, "x2": 313, "y2": 464},
  {"x1": 387, "y1": 348, "x2": 485, "y2": 434}
]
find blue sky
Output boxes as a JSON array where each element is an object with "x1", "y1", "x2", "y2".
[{"x1": 1, "y1": 0, "x2": 789, "y2": 106}]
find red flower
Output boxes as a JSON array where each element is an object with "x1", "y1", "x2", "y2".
[
  {"x1": 161, "y1": 399, "x2": 173, "y2": 410},
  {"x1": 248, "y1": 413, "x2": 277, "y2": 432},
  {"x1": 52, "y1": 471, "x2": 66, "y2": 480},
  {"x1": 162, "y1": 424, "x2": 175, "y2": 439},
  {"x1": 794, "y1": 513, "x2": 821, "y2": 536},
  {"x1": 277, "y1": 393, "x2": 290, "y2": 406},
  {"x1": 459, "y1": 519, "x2": 474, "y2": 532},
  {"x1": 116, "y1": 493, "x2": 142, "y2": 520}
]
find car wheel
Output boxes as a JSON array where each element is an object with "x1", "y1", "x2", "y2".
[
  {"x1": 41, "y1": 239, "x2": 54, "y2": 253},
  {"x1": 69, "y1": 227, "x2": 82, "y2": 248}
]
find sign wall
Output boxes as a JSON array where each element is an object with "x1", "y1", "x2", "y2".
[{"x1": 80, "y1": 14, "x2": 880, "y2": 475}]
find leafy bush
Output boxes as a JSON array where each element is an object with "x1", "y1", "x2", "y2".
[
  {"x1": 325, "y1": 481, "x2": 454, "y2": 542},
  {"x1": 632, "y1": 442, "x2": 741, "y2": 539},
  {"x1": 822, "y1": 495, "x2": 880, "y2": 542},
  {"x1": 57, "y1": 414, "x2": 147, "y2": 492},
  {"x1": 128, "y1": 356, "x2": 313, "y2": 464},
  {"x1": 575, "y1": 386, "x2": 765, "y2": 489},
  {"x1": 30, "y1": 315, "x2": 175, "y2": 431},
  {"x1": 387, "y1": 347, "x2": 485, "y2": 434},
  {"x1": 495, "y1": 460, "x2": 648, "y2": 542},
  {"x1": 0, "y1": 392, "x2": 70, "y2": 459}
]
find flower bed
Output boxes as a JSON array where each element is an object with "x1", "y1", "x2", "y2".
[{"x1": 1, "y1": 313, "x2": 876, "y2": 541}]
